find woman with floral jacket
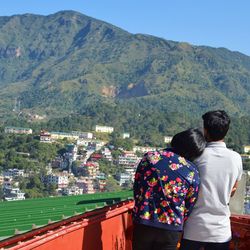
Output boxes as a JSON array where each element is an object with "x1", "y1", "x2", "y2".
[{"x1": 132, "y1": 128, "x2": 206, "y2": 250}]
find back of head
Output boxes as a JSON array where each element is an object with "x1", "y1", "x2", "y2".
[
  {"x1": 171, "y1": 128, "x2": 206, "y2": 161},
  {"x1": 202, "y1": 110, "x2": 230, "y2": 141}
]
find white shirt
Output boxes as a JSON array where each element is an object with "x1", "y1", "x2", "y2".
[{"x1": 183, "y1": 142, "x2": 243, "y2": 242}]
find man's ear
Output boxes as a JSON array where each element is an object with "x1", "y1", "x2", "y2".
[
  {"x1": 203, "y1": 128, "x2": 207, "y2": 136},
  {"x1": 203, "y1": 128, "x2": 209, "y2": 141}
]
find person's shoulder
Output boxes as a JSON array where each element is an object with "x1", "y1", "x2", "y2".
[
  {"x1": 226, "y1": 148, "x2": 242, "y2": 161},
  {"x1": 200, "y1": 145, "x2": 241, "y2": 158},
  {"x1": 218, "y1": 144, "x2": 240, "y2": 157},
  {"x1": 146, "y1": 148, "x2": 183, "y2": 165},
  {"x1": 194, "y1": 147, "x2": 210, "y2": 161},
  {"x1": 186, "y1": 159, "x2": 199, "y2": 172},
  {"x1": 144, "y1": 149, "x2": 165, "y2": 165}
]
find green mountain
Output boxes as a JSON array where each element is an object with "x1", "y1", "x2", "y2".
[{"x1": 0, "y1": 11, "x2": 250, "y2": 148}]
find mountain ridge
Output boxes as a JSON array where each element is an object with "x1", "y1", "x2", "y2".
[{"x1": 0, "y1": 10, "x2": 250, "y2": 147}]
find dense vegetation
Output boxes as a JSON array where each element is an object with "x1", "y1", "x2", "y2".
[
  {"x1": 0, "y1": 132, "x2": 63, "y2": 171},
  {"x1": 3, "y1": 103, "x2": 250, "y2": 152}
]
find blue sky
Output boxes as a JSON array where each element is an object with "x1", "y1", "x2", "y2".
[{"x1": 1, "y1": 0, "x2": 250, "y2": 55}]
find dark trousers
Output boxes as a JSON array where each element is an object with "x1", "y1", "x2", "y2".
[
  {"x1": 179, "y1": 239, "x2": 230, "y2": 250},
  {"x1": 132, "y1": 223, "x2": 181, "y2": 250}
]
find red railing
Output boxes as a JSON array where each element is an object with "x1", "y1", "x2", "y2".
[
  {"x1": 0, "y1": 200, "x2": 249, "y2": 250},
  {"x1": 230, "y1": 214, "x2": 250, "y2": 250}
]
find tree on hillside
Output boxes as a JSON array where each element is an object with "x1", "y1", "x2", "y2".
[
  {"x1": 24, "y1": 188, "x2": 44, "y2": 199},
  {"x1": 27, "y1": 175, "x2": 44, "y2": 190},
  {"x1": 21, "y1": 175, "x2": 46, "y2": 198},
  {"x1": 110, "y1": 135, "x2": 134, "y2": 151},
  {"x1": 46, "y1": 184, "x2": 57, "y2": 196},
  {"x1": 0, "y1": 185, "x2": 4, "y2": 200},
  {"x1": 105, "y1": 176, "x2": 121, "y2": 192},
  {"x1": 98, "y1": 158, "x2": 114, "y2": 175}
]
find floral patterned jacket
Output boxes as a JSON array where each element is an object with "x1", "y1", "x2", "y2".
[{"x1": 133, "y1": 149, "x2": 200, "y2": 231}]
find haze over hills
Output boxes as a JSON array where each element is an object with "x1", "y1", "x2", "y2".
[{"x1": 0, "y1": 10, "x2": 250, "y2": 147}]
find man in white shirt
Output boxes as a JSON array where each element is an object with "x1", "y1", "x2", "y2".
[{"x1": 180, "y1": 110, "x2": 243, "y2": 250}]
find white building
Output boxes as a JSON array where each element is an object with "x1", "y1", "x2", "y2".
[
  {"x1": 43, "y1": 173, "x2": 69, "y2": 189},
  {"x1": 122, "y1": 133, "x2": 130, "y2": 139},
  {"x1": 124, "y1": 166, "x2": 136, "y2": 177},
  {"x1": 118, "y1": 151, "x2": 140, "y2": 167},
  {"x1": 40, "y1": 130, "x2": 52, "y2": 142},
  {"x1": 3, "y1": 169, "x2": 24, "y2": 178},
  {"x1": 95, "y1": 125, "x2": 114, "y2": 133},
  {"x1": 5, "y1": 126, "x2": 32, "y2": 135},
  {"x1": 76, "y1": 138, "x2": 91, "y2": 147},
  {"x1": 41, "y1": 130, "x2": 93, "y2": 141},
  {"x1": 50, "y1": 131, "x2": 79, "y2": 140},
  {"x1": 62, "y1": 186, "x2": 83, "y2": 196},
  {"x1": 243, "y1": 145, "x2": 250, "y2": 154},
  {"x1": 76, "y1": 177, "x2": 96, "y2": 194},
  {"x1": 65, "y1": 144, "x2": 78, "y2": 161},
  {"x1": 164, "y1": 136, "x2": 173, "y2": 144},
  {"x1": 77, "y1": 139, "x2": 106, "y2": 151},
  {"x1": 133, "y1": 146, "x2": 156, "y2": 153},
  {"x1": 4, "y1": 187, "x2": 25, "y2": 201},
  {"x1": 72, "y1": 131, "x2": 93, "y2": 139},
  {"x1": 101, "y1": 147, "x2": 113, "y2": 162},
  {"x1": 116, "y1": 173, "x2": 132, "y2": 186}
]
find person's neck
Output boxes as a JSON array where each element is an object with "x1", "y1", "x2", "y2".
[{"x1": 206, "y1": 139, "x2": 224, "y2": 143}]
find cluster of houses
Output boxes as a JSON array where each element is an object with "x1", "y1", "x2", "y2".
[
  {"x1": 46, "y1": 144, "x2": 144, "y2": 195},
  {"x1": 0, "y1": 169, "x2": 26, "y2": 201},
  {"x1": 2, "y1": 125, "x2": 169, "y2": 200},
  {"x1": 40, "y1": 143, "x2": 108, "y2": 196}
]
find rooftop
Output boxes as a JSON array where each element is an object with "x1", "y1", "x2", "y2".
[{"x1": 0, "y1": 190, "x2": 132, "y2": 239}]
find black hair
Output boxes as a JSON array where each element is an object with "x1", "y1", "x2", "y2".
[
  {"x1": 171, "y1": 128, "x2": 206, "y2": 161},
  {"x1": 202, "y1": 110, "x2": 230, "y2": 141}
]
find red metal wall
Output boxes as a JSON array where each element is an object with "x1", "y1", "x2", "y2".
[
  {"x1": 1, "y1": 201, "x2": 250, "y2": 250},
  {"x1": 30, "y1": 212, "x2": 133, "y2": 250},
  {"x1": 230, "y1": 215, "x2": 250, "y2": 250}
]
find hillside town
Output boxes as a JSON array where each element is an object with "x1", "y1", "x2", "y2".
[
  {"x1": 1, "y1": 125, "x2": 173, "y2": 201},
  {"x1": 1, "y1": 125, "x2": 250, "y2": 214}
]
